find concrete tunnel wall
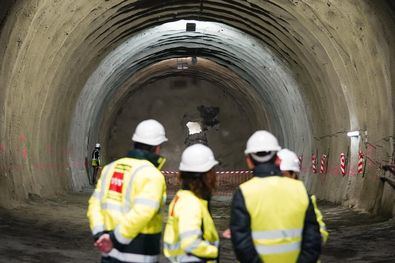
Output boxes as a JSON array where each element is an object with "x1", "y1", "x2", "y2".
[{"x1": 0, "y1": 0, "x2": 394, "y2": 216}]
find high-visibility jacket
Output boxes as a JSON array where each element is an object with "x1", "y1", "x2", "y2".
[
  {"x1": 91, "y1": 149, "x2": 100, "y2": 167},
  {"x1": 230, "y1": 163, "x2": 321, "y2": 263},
  {"x1": 164, "y1": 190, "x2": 219, "y2": 263},
  {"x1": 311, "y1": 195, "x2": 329, "y2": 244},
  {"x1": 87, "y1": 156, "x2": 166, "y2": 263}
]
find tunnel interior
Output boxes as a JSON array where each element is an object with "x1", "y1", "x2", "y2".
[
  {"x1": 0, "y1": 0, "x2": 394, "y2": 218},
  {"x1": 103, "y1": 57, "x2": 261, "y2": 170}
]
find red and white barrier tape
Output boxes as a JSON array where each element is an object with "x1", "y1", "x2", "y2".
[
  {"x1": 161, "y1": 170, "x2": 252, "y2": 175},
  {"x1": 161, "y1": 171, "x2": 178, "y2": 175}
]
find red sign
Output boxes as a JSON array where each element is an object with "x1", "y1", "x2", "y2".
[{"x1": 109, "y1": 171, "x2": 124, "y2": 193}]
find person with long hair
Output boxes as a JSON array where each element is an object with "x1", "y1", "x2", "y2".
[{"x1": 164, "y1": 144, "x2": 220, "y2": 263}]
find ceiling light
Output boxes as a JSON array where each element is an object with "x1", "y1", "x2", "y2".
[{"x1": 347, "y1": 131, "x2": 360, "y2": 137}]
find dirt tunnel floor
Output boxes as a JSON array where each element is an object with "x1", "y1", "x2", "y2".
[{"x1": 0, "y1": 193, "x2": 394, "y2": 263}]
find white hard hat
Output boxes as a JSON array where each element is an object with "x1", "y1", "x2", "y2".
[
  {"x1": 179, "y1": 144, "x2": 219, "y2": 173},
  {"x1": 277, "y1": 148, "x2": 300, "y2": 172},
  {"x1": 132, "y1": 119, "x2": 168, "y2": 146},
  {"x1": 95, "y1": 143, "x2": 101, "y2": 148},
  {"x1": 245, "y1": 130, "x2": 281, "y2": 154}
]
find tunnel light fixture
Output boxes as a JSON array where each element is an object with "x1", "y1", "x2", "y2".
[
  {"x1": 176, "y1": 58, "x2": 189, "y2": 70},
  {"x1": 186, "y1": 22, "x2": 196, "y2": 32},
  {"x1": 347, "y1": 131, "x2": 360, "y2": 137}
]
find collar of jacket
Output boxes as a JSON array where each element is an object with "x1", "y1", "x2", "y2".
[
  {"x1": 253, "y1": 162, "x2": 281, "y2": 178},
  {"x1": 126, "y1": 149, "x2": 163, "y2": 168}
]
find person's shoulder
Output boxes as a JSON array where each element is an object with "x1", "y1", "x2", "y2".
[
  {"x1": 239, "y1": 177, "x2": 261, "y2": 192},
  {"x1": 176, "y1": 191, "x2": 201, "y2": 208},
  {"x1": 293, "y1": 178, "x2": 308, "y2": 189},
  {"x1": 132, "y1": 160, "x2": 163, "y2": 178}
]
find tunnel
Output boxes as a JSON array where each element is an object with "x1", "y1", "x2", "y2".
[{"x1": 0, "y1": 0, "x2": 394, "y2": 262}]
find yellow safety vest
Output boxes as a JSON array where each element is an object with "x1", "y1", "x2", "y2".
[
  {"x1": 240, "y1": 176, "x2": 309, "y2": 263},
  {"x1": 164, "y1": 190, "x2": 219, "y2": 263},
  {"x1": 91, "y1": 159, "x2": 99, "y2": 167},
  {"x1": 87, "y1": 157, "x2": 166, "y2": 262},
  {"x1": 311, "y1": 195, "x2": 329, "y2": 244}
]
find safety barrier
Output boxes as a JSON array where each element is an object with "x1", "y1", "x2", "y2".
[{"x1": 162, "y1": 170, "x2": 253, "y2": 196}]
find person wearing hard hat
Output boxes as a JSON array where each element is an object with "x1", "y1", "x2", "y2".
[
  {"x1": 230, "y1": 130, "x2": 321, "y2": 263},
  {"x1": 277, "y1": 149, "x2": 329, "y2": 245},
  {"x1": 90, "y1": 143, "x2": 101, "y2": 185},
  {"x1": 87, "y1": 119, "x2": 168, "y2": 263},
  {"x1": 164, "y1": 144, "x2": 220, "y2": 263}
]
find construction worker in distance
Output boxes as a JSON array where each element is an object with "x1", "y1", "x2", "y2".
[
  {"x1": 230, "y1": 130, "x2": 322, "y2": 263},
  {"x1": 164, "y1": 143, "x2": 220, "y2": 263},
  {"x1": 87, "y1": 119, "x2": 168, "y2": 263},
  {"x1": 91, "y1": 143, "x2": 101, "y2": 185},
  {"x1": 277, "y1": 148, "x2": 329, "y2": 245}
]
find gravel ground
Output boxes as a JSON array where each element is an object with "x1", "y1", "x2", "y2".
[{"x1": 0, "y1": 193, "x2": 394, "y2": 262}]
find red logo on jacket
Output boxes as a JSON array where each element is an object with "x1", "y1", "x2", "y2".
[{"x1": 109, "y1": 171, "x2": 124, "y2": 193}]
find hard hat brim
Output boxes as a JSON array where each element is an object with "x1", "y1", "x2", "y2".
[
  {"x1": 179, "y1": 160, "x2": 219, "y2": 173},
  {"x1": 132, "y1": 134, "x2": 168, "y2": 146},
  {"x1": 244, "y1": 146, "x2": 281, "y2": 155}
]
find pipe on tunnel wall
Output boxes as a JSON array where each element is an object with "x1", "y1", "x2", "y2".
[{"x1": 0, "y1": 0, "x2": 393, "y2": 216}]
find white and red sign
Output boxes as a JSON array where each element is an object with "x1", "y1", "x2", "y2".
[
  {"x1": 358, "y1": 150, "x2": 364, "y2": 175},
  {"x1": 320, "y1": 154, "x2": 328, "y2": 174},
  {"x1": 340, "y1": 153, "x2": 346, "y2": 176},
  {"x1": 312, "y1": 154, "x2": 317, "y2": 174}
]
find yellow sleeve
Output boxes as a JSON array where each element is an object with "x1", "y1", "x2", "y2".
[
  {"x1": 311, "y1": 195, "x2": 329, "y2": 244},
  {"x1": 178, "y1": 197, "x2": 218, "y2": 259},
  {"x1": 87, "y1": 166, "x2": 107, "y2": 236},
  {"x1": 113, "y1": 166, "x2": 165, "y2": 244}
]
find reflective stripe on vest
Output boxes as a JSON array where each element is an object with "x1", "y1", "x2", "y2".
[
  {"x1": 252, "y1": 228, "x2": 302, "y2": 240},
  {"x1": 114, "y1": 226, "x2": 133, "y2": 245},
  {"x1": 133, "y1": 197, "x2": 160, "y2": 209},
  {"x1": 255, "y1": 241, "x2": 301, "y2": 255},
  {"x1": 164, "y1": 239, "x2": 219, "y2": 255},
  {"x1": 179, "y1": 229, "x2": 202, "y2": 240},
  {"x1": 101, "y1": 202, "x2": 124, "y2": 213},
  {"x1": 124, "y1": 164, "x2": 153, "y2": 211},
  {"x1": 167, "y1": 254, "x2": 201, "y2": 262},
  {"x1": 252, "y1": 227, "x2": 303, "y2": 256},
  {"x1": 107, "y1": 248, "x2": 159, "y2": 262},
  {"x1": 92, "y1": 224, "x2": 105, "y2": 235}
]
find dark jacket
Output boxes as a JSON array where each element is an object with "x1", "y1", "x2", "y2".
[{"x1": 230, "y1": 163, "x2": 322, "y2": 263}]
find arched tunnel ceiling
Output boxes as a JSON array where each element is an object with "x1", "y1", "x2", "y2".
[
  {"x1": 0, "y1": 0, "x2": 394, "y2": 216},
  {"x1": 69, "y1": 20, "x2": 312, "y2": 190}
]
